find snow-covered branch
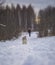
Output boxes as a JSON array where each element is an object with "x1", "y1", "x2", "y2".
[{"x1": 0, "y1": 24, "x2": 6, "y2": 27}]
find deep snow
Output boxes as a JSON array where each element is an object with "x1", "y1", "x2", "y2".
[{"x1": 0, "y1": 32, "x2": 55, "y2": 65}]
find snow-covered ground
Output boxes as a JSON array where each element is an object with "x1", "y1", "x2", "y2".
[{"x1": 0, "y1": 32, "x2": 55, "y2": 65}]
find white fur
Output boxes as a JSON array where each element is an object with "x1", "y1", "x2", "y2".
[{"x1": 22, "y1": 36, "x2": 27, "y2": 44}]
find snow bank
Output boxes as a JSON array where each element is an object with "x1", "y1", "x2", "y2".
[{"x1": 0, "y1": 32, "x2": 55, "y2": 65}]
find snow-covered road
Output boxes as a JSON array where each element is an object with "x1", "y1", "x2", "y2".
[{"x1": 0, "y1": 32, "x2": 55, "y2": 65}]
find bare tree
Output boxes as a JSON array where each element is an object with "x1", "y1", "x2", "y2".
[{"x1": 38, "y1": 6, "x2": 55, "y2": 37}]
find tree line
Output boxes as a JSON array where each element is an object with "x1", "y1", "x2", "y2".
[
  {"x1": 0, "y1": 1, "x2": 55, "y2": 40},
  {"x1": 0, "y1": 4, "x2": 36, "y2": 40},
  {"x1": 38, "y1": 6, "x2": 55, "y2": 37}
]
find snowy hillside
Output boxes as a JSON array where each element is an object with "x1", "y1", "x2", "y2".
[{"x1": 0, "y1": 32, "x2": 55, "y2": 65}]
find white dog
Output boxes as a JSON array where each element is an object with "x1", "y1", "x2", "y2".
[{"x1": 22, "y1": 36, "x2": 27, "y2": 44}]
